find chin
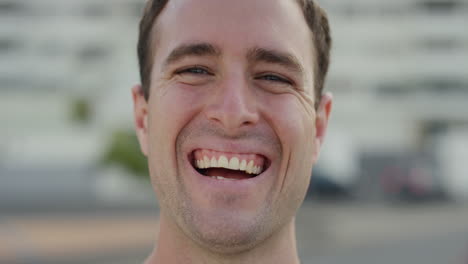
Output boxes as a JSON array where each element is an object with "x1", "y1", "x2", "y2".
[{"x1": 180, "y1": 204, "x2": 271, "y2": 253}]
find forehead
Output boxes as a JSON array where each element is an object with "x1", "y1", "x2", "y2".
[{"x1": 152, "y1": 0, "x2": 314, "y2": 71}]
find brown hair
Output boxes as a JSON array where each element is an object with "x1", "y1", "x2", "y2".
[{"x1": 137, "y1": 0, "x2": 331, "y2": 106}]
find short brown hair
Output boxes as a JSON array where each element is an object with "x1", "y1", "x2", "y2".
[{"x1": 137, "y1": 0, "x2": 331, "y2": 106}]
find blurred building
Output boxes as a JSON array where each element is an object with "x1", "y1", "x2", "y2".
[
  {"x1": 0, "y1": 0, "x2": 147, "y2": 209},
  {"x1": 318, "y1": 0, "x2": 468, "y2": 200},
  {"x1": 0, "y1": 0, "x2": 467, "y2": 208}
]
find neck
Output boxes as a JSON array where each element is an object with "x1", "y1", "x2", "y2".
[{"x1": 145, "y1": 212, "x2": 300, "y2": 264}]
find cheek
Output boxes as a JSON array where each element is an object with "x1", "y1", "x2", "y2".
[
  {"x1": 263, "y1": 93, "x2": 316, "y2": 191},
  {"x1": 146, "y1": 86, "x2": 204, "y2": 197},
  {"x1": 147, "y1": 86, "x2": 204, "y2": 169},
  {"x1": 151, "y1": 85, "x2": 204, "y2": 137},
  {"x1": 263, "y1": 93, "x2": 316, "y2": 149}
]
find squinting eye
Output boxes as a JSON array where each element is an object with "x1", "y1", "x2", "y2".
[
  {"x1": 177, "y1": 67, "x2": 212, "y2": 75},
  {"x1": 258, "y1": 74, "x2": 292, "y2": 85}
]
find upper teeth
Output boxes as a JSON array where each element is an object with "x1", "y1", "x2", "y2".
[{"x1": 195, "y1": 155, "x2": 262, "y2": 175}]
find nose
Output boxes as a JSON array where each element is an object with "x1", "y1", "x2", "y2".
[{"x1": 204, "y1": 74, "x2": 259, "y2": 133}]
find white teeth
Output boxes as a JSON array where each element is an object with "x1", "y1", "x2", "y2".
[
  {"x1": 228, "y1": 157, "x2": 240, "y2": 170},
  {"x1": 210, "y1": 157, "x2": 217, "y2": 167},
  {"x1": 218, "y1": 155, "x2": 229, "y2": 168},
  {"x1": 239, "y1": 160, "x2": 247, "y2": 170},
  {"x1": 210, "y1": 176, "x2": 235, "y2": 180},
  {"x1": 195, "y1": 154, "x2": 262, "y2": 175},
  {"x1": 246, "y1": 160, "x2": 254, "y2": 174},
  {"x1": 255, "y1": 166, "x2": 262, "y2": 174},
  {"x1": 203, "y1": 156, "x2": 210, "y2": 169}
]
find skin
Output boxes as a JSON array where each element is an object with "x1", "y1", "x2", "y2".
[{"x1": 132, "y1": 0, "x2": 333, "y2": 263}]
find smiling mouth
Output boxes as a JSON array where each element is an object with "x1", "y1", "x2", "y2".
[{"x1": 190, "y1": 149, "x2": 270, "y2": 180}]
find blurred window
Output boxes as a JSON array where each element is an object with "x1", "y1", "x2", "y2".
[
  {"x1": 422, "y1": 121, "x2": 449, "y2": 138},
  {"x1": 417, "y1": 0, "x2": 461, "y2": 13},
  {"x1": 377, "y1": 82, "x2": 409, "y2": 97},
  {"x1": 0, "y1": 38, "x2": 22, "y2": 54},
  {"x1": 0, "y1": 1, "x2": 26, "y2": 15},
  {"x1": 78, "y1": 44, "x2": 110, "y2": 64},
  {"x1": 334, "y1": 3, "x2": 413, "y2": 18},
  {"x1": 420, "y1": 78, "x2": 468, "y2": 94},
  {"x1": 0, "y1": 75, "x2": 61, "y2": 93},
  {"x1": 377, "y1": 78, "x2": 468, "y2": 97},
  {"x1": 419, "y1": 37, "x2": 464, "y2": 51},
  {"x1": 0, "y1": 76, "x2": 32, "y2": 91}
]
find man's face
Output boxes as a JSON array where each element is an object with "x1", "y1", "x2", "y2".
[{"x1": 133, "y1": 0, "x2": 331, "y2": 253}]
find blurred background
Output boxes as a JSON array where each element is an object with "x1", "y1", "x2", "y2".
[{"x1": 0, "y1": 0, "x2": 467, "y2": 263}]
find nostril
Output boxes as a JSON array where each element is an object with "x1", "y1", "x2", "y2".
[{"x1": 242, "y1": 120, "x2": 253, "y2": 126}]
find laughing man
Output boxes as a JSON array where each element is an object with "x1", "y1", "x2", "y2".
[{"x1": 132, "y1": 0, "x2": 332, "y2": 263}]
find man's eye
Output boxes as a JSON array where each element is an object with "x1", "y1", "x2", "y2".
[
  {"x1": 258, "y1": 74, "x2": 292, "y2": 85},
  {"x1": 177, "y1": 67, "x2": 211, "y2": 75}
]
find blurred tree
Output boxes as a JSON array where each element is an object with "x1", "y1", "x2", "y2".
[
  {"x1": 101, "y1": 129, "x2": 149, "y2": 180},
  {"x1": 70, "y1": 97, "x2": 92, "y2": 124}
]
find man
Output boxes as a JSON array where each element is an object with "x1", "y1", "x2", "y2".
[{"x1": 131, "y1": 0, "x2": 332, "y2": 263}]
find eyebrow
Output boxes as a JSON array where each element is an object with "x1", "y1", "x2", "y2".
[
  {"x1": 163, "y1": 42, "x2": 220, "y2": 68},
  {"x1": 247, "y1": 47, "x2": 304, "y2": 75}
]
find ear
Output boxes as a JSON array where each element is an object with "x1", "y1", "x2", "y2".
[
  {"x1": 312, "y1": 92, "x2": 333, "y2": 164},
  {"x1": 132, "y1": 84, "x2": 149, "y2": 156}
]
